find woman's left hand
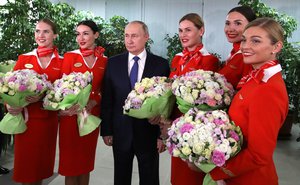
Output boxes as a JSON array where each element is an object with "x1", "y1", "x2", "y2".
[
  {"x1": 159, "y1": 123, "x2": 171, "y2": 139},
  {"x1": 187, "y1": 161, "x2": 202, "y2": 172},
  {"x1": 157, "y1": 139, "x2": 166, "y2": 153},
  {"x1": 86, "y1": 99, "x2": 97, "y2": 113},
  {"x1": 25, "y1": 94, "x2": 44, "y2": 104}
]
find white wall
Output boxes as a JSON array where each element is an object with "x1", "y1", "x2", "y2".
[{"x1": 50, "y1": 0, "x2": 300, "y2": 60}]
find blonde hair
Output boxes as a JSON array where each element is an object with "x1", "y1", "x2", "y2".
[{"x1": 244, "y1": 17, "x2": 284, "y2": 44}]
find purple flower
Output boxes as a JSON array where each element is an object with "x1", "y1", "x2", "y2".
[
  {"x1": 216, "y1": 89, "x2": 224, "y2": 95},
  {"x1": 36, "y1": 83, "x2": 43, "y2": 91},
  {"x1": 230, "y1": 130, "x2": 240, "y2": 141},
  {"x1": 214, "y1": 118, "x2": 225, "y2": 125},
  {"x1": 8, "y1": 76, "x2": 17, "y2": 82},
  {"x1": 180, "y1": 123, "x2": 194, "y2": 134},
  {"x1": 167, "y1": 129, "x2": 175, "y2": 136},
  {"x1": 212, "y1": 150, "x2": 226, "y2": 167},
  {"x1": 168, "y1": 144, "x2": 175, "y2": 155},
  {"x1": 18, "y1": 84, "x2": 27, "y2": 91}
]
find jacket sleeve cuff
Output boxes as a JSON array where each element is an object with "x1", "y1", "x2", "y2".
[{"x1": 210, "y1": 166, "x2": 235, "y2": 181}]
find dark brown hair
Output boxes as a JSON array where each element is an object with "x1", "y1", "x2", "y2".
[
  {"x1": 77, "y1": 20, "x2": 99, "y2": 33},
  {"x1": 228, "y1": 6, "x2": 256, "y2": 22}
]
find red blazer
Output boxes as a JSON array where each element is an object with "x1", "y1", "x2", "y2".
[
  {"x1": 218, "y1": 42, "x2": 252, "y2": 89},
  {"x1": 210, "y1": 66, "x2": 288, "y2": 185},
  {"x1": 170, "y1": 46, "x2": 219, "y2": 78},
  {"x1": 61, "y1": 50, "x2": 107, "y2": 116},
  {"x1": 13, "y1": 49, "x2": 63, "y2": 118},
  {"x1": 170, "y1": 46, "x2": 219, "y2": 185}
]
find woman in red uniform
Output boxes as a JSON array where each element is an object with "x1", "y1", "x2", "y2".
[
  {"x1": 58, "y1": 20, "x2": 107, "y2": 185},
  {"x1": 218, "y1": 6, "x2": 256, "y2": 89},
  {"x1": 150, "y1": 13, "x2": 219, "y2": 185},
  {"x1": 7, "y1": 18, "x2": 62, "y2": 185},
  {"x1": 206, "y1": 18, "x2": 288, "y2": 185}
]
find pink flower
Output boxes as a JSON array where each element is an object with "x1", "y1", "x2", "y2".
[
  {"x1": 18, "y1": 84, "x2": 27, "y2": 91},
  {"x1": 230, "y1": 130, "x2": 240, "y2": 141},
  {"x1": 207, "y1": 99, "x2": 217, "y2": 106},
  {"x1": 36, "y1": 83, "x2": 43, "y2": 91},
  {"x1": 212, "y1": 150, "x2": 226, "y2": 167},
  {"x1": 137, "y1": 86, "x2": 145, "y2": 94},
  {"x1": 214, "y1": 118, "x2": 225, "y2": 125},
  {"x1": 167, "y1": 144, "x2": 175, "y2": 155},
  {"x1": 8, "y1": 76, "x2": 17, "y2": 82},
  {"x1": 180, "y1": 123, "x2": 194, "y2": 134}
]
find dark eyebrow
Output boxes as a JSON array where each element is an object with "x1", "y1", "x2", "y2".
[{"x1": 233, "y1": 20, "x2": 243, "y2": 23}]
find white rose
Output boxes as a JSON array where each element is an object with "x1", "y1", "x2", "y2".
[
  {"x1": 75, "y1": 81, "x2": 80, "y2": 86},
  {"x1": 182, "y1": 132, "x2": 191, "y2": 140},
  {"x1": 173, "y1": 148, "x2": 181, "y2": 157},
  {"x1": 182, "y1": 146, "x2": 192, "y2": 156},
  {"x1": 0, "y1": 86, "x2": 9, "y2": 93},
  {"x1": 192, "y1": 143, "x2": 204, "y2": 155},
  {"x1": 191, "y1": 89, "x2": 199, "y2": 100},
  {"x1": 8, "y1": 90, "x2": 15, "y2": 95},
  {"x1": 184, "y1": 94, "x2": 194, "y2": 104}
]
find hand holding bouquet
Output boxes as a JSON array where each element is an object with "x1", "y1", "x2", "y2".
[
  {"x1": 0, "y1": 69, "x2": 51, "y2": 134},
  {"x1": 166, "y1": 108, "x2": 243, "y2": 174},
  {"x1": 43, "y1": 71, "x2": 100, "y2": 136},
  {"x1": 0, "y1": 60, "x2": 16, "y2": 73},
  {"x1": 171, "y1": 70, "x2": 235, "y2": 113},
  {"x1": 123, "y1": 76, "x2": 175, "y2": 119}
]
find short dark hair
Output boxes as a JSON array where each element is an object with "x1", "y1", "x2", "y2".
[
  {"x1": 77, "y1": 20, "x2": 99, "y2": 33},
  {"x1": 228, "y1": 6, "x2": 256, "y2": 22}
]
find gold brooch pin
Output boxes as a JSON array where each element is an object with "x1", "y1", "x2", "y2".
[
  {"x1": 74, "y1": 62, "x2": 82, "y2": 67},
  {"x1": 24, "y1": 63, "x2": 33, "y2": 69},
  {"x1": 229, "y1": 64, "x2": 237, "y2": 69}
]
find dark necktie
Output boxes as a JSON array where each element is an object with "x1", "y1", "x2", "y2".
[{"x1": 130, "y1": 56, "x2": 139, "y2": 89}]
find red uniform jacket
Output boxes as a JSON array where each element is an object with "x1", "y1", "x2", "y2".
[
  {"x1": 14, "y1": 50, "x2": 63, "y2": 118},
  {"x1": 210, "y1": 64, "x2": 288, "y2": 185},
  {"x1": 218, "y1": 42, "x2": 252, "y2": 89},
  {"x1": 61, "y1": 50, "x2": 108, "y2": 116},
  {"x1": 170, "y1": 46, "x2": 219, "y2": 77}
]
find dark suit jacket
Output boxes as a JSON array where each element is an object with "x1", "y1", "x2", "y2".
[{"x1": 100, "y1": 51, "x2": 170, "y2": 152}]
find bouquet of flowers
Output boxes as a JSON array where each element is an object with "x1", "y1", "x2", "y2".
[
  {"x1": 166, "y1": 108, "x2": 243, "y2": 174},
  {"x1": 123, "y1": 76, "x2": 175, "y2": 119},
  {"x1": 0, "y1": 69, "x2": 51, "y2": 134},
  {"x1": 0, "y1": 60, "x2": 16, "y2": 73},
  {"x1": 171, "y1": 70, "x2": 235, "y2": 113},
  {"x1": 43, "y1": 71, "x2": 100, "y2": 136}
]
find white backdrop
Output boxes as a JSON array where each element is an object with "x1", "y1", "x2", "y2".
[{"x1": 51, "y1": 0, "x2": 300, "y2": 60}]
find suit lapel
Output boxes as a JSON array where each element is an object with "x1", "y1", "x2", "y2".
[
  {"x1": 118, "y1": 52, "x2": 132, "y2": 91},
  {"x1": 113, "y1": 52, "x2": 131, "y2": 91},
  {"x1": 142, "y1": 52, "x2": 155, "y2": 78}
]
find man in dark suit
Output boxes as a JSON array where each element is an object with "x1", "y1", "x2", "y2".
[{"x1": 100, "y1": 20, "x2": 170, "y2": 185}]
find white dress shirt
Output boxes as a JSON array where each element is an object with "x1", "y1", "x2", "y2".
[{"x1": 128, "y1": 49, "x2": 147, "y2": 83}]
